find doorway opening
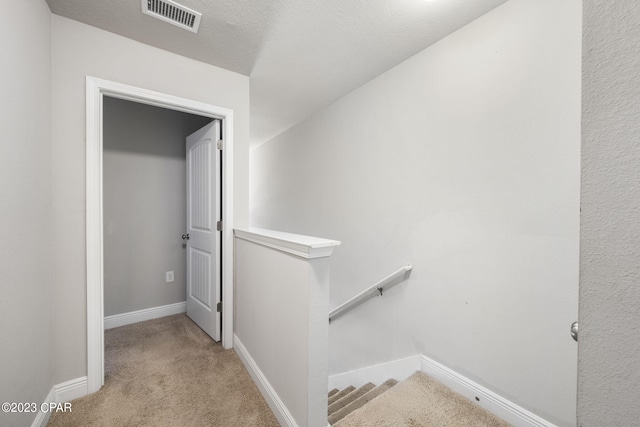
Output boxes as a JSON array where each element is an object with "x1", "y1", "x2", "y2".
[
  {"x1": 86, "y1": 76, "x2": 236, "y2": 394},
  {"x1": 102, "y1": 96, "x2": 221, "y2": 338}
]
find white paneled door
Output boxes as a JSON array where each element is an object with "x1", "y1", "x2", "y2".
[{"x1": 185, "y1": 120, "x2": 221, "y2": 341}]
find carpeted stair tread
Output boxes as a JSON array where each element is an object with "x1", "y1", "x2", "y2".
[
  {"x1": 328, "y1": 382, "x2": 375, "y2": 416},
  {"x1": 328, "y1": 385, "x2": 356, "y2": 406},
  {"x1": 329, "y1": 388, "x2": 340, "y2": 398},
  {"x1": 333, "y1": 372, "x2": 512, "y2": 427},
  {"x1": 328, "y1": 379, "x2": 398, "y2": 425}
]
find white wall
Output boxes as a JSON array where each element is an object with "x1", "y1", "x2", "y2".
[
  {"x1": 51, "y1": 15, "x2": 249, "y2": 384},
  {"x1": 103, "y1": 97, "x2": 212, "y2": 316},
  {"x1": 250, "y1": 0, "x2": 581, "y2": 425},
  {"x1": 0, "y1": 1, "x2": 54, "y2": 426},
  {"x1": 579, "y1": 1, "x2": 640, "y2": 425}
]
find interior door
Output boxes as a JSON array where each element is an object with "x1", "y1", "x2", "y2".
[{"x1": 185, "y1": 120, "x2": 221, "y2": 341}]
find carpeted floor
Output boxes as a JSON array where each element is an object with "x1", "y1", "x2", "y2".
[
  {"x1": 334, "y1": 372, "x2": 512, "y2": 427},
  {"x1": 48, "y1": 314, "x2": 279, "y2": 426}
]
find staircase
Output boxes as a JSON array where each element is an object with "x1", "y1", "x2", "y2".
[
  {"x1": 327, "y1": 372, "x2": 512, "y2": 427},
  {"x1": 328, "y1": 379, "x2": 398, "y2": 425}
]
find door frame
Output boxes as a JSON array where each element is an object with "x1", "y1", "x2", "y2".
[{"x1": 86, "y1": 76, "x2": 235, "y2": 394}]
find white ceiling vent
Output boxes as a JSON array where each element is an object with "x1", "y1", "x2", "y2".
[{"x1": 141, "y1": 0, "x2": 202, "y2": 33}]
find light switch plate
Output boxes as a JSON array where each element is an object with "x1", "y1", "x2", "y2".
[{"x1": 166, "y1": 271, "x2": 175, "y2": 282}]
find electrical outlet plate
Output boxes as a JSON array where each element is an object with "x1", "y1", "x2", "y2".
[{"x1": 166, "y1": 271, "x2": 175, "y2": 282}]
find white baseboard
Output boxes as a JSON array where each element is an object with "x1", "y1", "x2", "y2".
[
  {"x1": 420, "y1": 355, "x2": 555, "y2": 427},
  {"x1": 328, "y1": 354, "x2": 421, "y2": 391},
  {"x1": 30, "y1": 386, "x2": 56, "y2": 427},
  {"x1": 31, "y1": 376, "x2": 88, "y2": 427},
  {"x1": 53, "y1": 376, "x2": 88, "y2": 403},
  {"x1": 234, "y1": 334, "x2": 298, "y2": 427},
  {"x1": 104, "y1": 301, "x2": 186, "y2": 329}
]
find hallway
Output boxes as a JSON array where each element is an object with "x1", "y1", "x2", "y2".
[{"x1": 48, "y1": 315, "x2": 278, "y2": 426}]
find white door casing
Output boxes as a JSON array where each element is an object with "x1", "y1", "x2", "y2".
[
  {"x1": 86, "y1": 76, "x2": 235, "y2": 394},
  {"x1": 186, "y1": 121, "x2": 221, "y2": 341}
]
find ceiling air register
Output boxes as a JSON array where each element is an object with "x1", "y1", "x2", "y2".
[{"x1": 141, "y1": 0, "x2": 202, "y2": 33}]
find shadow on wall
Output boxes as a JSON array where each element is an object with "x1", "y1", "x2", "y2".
[{"x1": 103, "y1": 97, "x2": 213, "y2": 157}]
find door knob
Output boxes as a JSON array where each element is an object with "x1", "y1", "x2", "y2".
[
  {"x1": 182, "y1": 233, "x2": 190, "y2": 240},
  {"x1": 570, "y1": 321, "x2": 578, "y2": 342}
]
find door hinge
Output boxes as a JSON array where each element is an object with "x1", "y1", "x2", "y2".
[
  {"x1": 216, "y1": 302, "x2": 222, "y2": 313},
  {"x1": 216, "y1": 139, "x2": 223, "y2": 150},
  {"x1": 216, "y1": 220, "x2": 222, "y2": 231}
]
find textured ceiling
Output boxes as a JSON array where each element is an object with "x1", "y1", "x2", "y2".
[{"x1": 46, "y1": 0, "x2": 508, "y2": 147}]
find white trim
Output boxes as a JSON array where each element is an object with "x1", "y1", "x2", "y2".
[
  {"x1": 234, "y1": 228, "x2": 340, "y2": 259},
  {"x1": 220, "y1": 112, "x2": 235, "y2": 350},
  {"x1": 104, "y1": 302, "x2": 187, "y2": 329},
  {"x1": 54, "y1": 376, "x2": 88, "y2": 403},
  {"x1": 31, "y1": 377, "x2": 88, "y2": 427},
  {"x1": 86, "y1": 76, "x2": 236, "y2": 396},
  {"x1": 328, "y1": 355, "x2": 421, "y2": 391},
  {"x1": 30, "y1": 387, "x2": 55, "y2": 427},
  {"x1": 234, "y1": 335, "x2": 299, "y2": 427},
  {"x1": 86, "y1": 76, "x2": 104, "y2": 394},
  {"x1": 420, "y1": 355, "x2": 555, "y2": 427}
]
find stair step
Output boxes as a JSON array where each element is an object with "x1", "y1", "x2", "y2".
[
  {"x1": 332, "y1": 373, "x2": 512, "y2": 427},
  {"x1": 328, "y1": 388, "x2": 340, "y2": 398},
  {"x1": 328, "y1": 383, "x2": 375, "y2": 416},
  {"x1": 328, "y1": 385, "x2": 355, "y2": 406},
  {"x1": 329, "y1": 378, "x2": 398, "y2": 425}
]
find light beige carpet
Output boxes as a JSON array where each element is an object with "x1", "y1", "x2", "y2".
[
  {"x1": 334, "y1": 372, "x2": 512, "y2": 427},
  {"x1": 48, "y1": 314, "x2": 279, "y2": 426}
]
